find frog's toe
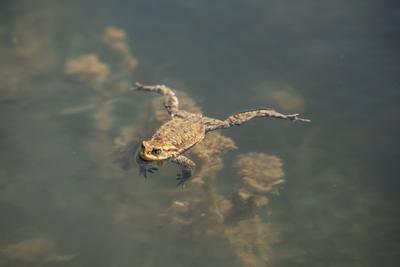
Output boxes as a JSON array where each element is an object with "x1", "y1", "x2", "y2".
[
  {"x1": 138, "y1": 167, "x2": 147, "y2": 178},
  {"x1": 139, "y1": 166, "x2": 158, "y2": 178},
  {"x1": 147, "y1": 167, "x2": 158, "y2": 173},
  {"x1": 176, "y1": 171, "x2": 191, "y2": 187}
]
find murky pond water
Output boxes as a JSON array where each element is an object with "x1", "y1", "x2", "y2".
[{"x1": 1, "y1": 1, "x2": 399, "y2": 267}]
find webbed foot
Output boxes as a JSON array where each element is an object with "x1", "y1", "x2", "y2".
[
  {"x1": 170, "y1": 155, "x2": 195, "y2": 188},
  {"x1": 139, "y1": 165, "x2": 159, "y2": 179},
  {"x1": 176, "y1": 170, "x2": 192, "y2": 187},
  {"x1": 286, "y1": 113, "x2": 311, "y2": 122}
]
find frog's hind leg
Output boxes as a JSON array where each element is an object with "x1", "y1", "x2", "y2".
[
  {"x1": 169, "y1": 155, "x2": 195, "y2": 187},
  {"x1": 203, "y1": 109, "x2": 310, "y2": 132},
  {"x1": 133, "y1": 82, "x2": 179, "y2": 117}
]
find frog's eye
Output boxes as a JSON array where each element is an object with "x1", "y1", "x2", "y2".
[{"x1": 152, "y1": 148, "x2": 162, "y2": 155}]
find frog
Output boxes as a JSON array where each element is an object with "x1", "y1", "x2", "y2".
[{"x1": 133, "y1": 82, "x2": 310, "y2": 186}]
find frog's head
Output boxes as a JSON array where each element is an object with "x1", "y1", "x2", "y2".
[{"x1": 139, "y1": 140, "x2": 178, "y2": 161}]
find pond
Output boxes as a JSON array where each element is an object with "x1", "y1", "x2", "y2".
[{"x1": 0, "y1": 1, "x2": 399, "y2": 266}]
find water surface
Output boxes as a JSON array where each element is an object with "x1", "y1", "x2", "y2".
[{"x1": 1, "y1": 1, "x2": 399, "y2": 267}]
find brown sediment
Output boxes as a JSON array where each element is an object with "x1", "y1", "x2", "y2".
[
  {"x1": 64, "y1": 54, "x2": 110, "y2": 87},
  {"x1": 0, "y1": 3, "x2": 59, "y2": 90},
  {"x1": 253, "y1": 82, "x2": 304, "y2": 112},
  {"x1": 192, "y1": 157, "x2": 225, "y2": 185},
  {"x1": 227, "y1": 152, "x2": 285, "y2": 213},
  {"x1": 166, "y1": 201, "x2": 193, "y2": 225},
  {"x1": 91, "y1": 97, "x2": 135, "y2": 132},
  {"x1": 113, "y1": 126, "x2": 143, "y2": 148},
  {"x1": 12, "y1": 6, "x2": 58, "y2": 68},
  {"x1": 174, "y1": 92, "x2": 203, "y2": 114},
  {"x1": 102, "y1": 26, "x2": 138, "y2": 71},
  {"x1": 254, "y1": 195, "x2": 269, "y2": 208},
  {"x1": 61, "y1": 26, "x2": 144, "y2": 183},
  {"x1": 190, "y1": 132, "x2": 237, "y2": 162},
  {"x1": 223, "y1": 216, "x2": 279, "y2": 267},
  {"x1": 237, "y1": 188, "x2": 253, "y2": 201},
  {"x1": 61, "y1": 26, "x2": 145, "y2": 182},
  {"x1": 235, "y1": 152, "x2": 284, "y2": 195},
  {"x1": 103, "y1": 27, "x2": 130, "y2": 54},
  {"x1": 266, "y1": 89, "x2": 304, "y2": 111},
  {"x1": 162, "y1": 134, "x2": 284, "y2": 267},
  {"x1": 0, "y1": 237, "x2": 77, "y2": 264},
  {"x1": 189, "y1": 132, "x2": 236, "y2": 185},
  {"x1": 59, "y1": 102, "x2": 97, "y2": 115},
  {"x1": 212, "y1": 198, "x2": 233, "y2": 224}
]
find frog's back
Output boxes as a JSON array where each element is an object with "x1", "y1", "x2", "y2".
[{"x1": 151, "y1": 116, "x2": 205, "y2": 153}]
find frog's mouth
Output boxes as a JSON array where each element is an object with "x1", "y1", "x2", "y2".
[
  {"x1": 139, "y1": 150, "x2": 153, "y2": 161},
  {"x1": 137, "y1": 151, "x2": 165, "y2": 168},
  {"x1": 139, "y1": 149, "x2": 164, "y2": 161},
  {"x1": 134, "y1": 145, "x2": 153, "y2": 162}
]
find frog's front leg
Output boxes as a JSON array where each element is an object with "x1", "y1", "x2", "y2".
[
  {"x1": 135, "y1": 147, "x2": 159, "y2": 178},
  {"x1": 169, "y1": 155, "x2": 195, "y2": 187},
  {"x1": 138, "y1": 163, "x2": 159, "y2": 179}
]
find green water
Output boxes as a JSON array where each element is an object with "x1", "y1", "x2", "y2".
[{"x1": 1, "y1": 1, "x2": 399, "y2": 266}]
